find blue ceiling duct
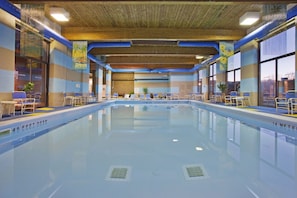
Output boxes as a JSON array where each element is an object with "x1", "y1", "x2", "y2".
[
  {"x1": 88, "y1": 54, "x2": 113, "y2": 71},
  {"x1": 178, "y1": 41, "x2": 219, "y2": 52},
  {"x1": 190, "y1": 54, "x2": 220, "y2": 72},
  {"x1": 234, "y1": 21, "x2": 280, "y2": 51},
  {"x1": 87, "y1": 41, "x2": 131, "y2": 52},
  {"x1": 0, "y1": 0, "x2": 20, "y2": 18},
  {"x1": 287, "y1": 5, "x2": 297, "y2": 20}
]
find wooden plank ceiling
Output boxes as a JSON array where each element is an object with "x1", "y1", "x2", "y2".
[{"x1": 11, "y1": 0, "x2": 296, "y2": 72}]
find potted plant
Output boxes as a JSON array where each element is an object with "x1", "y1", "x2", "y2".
[
  {"x1": 217, "y1": 82, "x2": 227, "y2": 94},
  {"x1": 217, "y1": 82, "x2": 227, "y2": 102},
  {"x1": 143, "y1": 87, "x2": 148, "y2": 94},
  {"x1": 23, "y1": 82, "x2": 34, "y2": 93}
]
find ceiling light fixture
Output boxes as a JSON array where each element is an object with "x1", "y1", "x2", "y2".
[
  {"x1": 239, "y1": 12, "x2": 260, "y2": 26},
  {"x1": 50, "y1": 7, "x2": 69, "y2": 22},
  {"x1": 195, "y1": 55, "x2": 204, "y2": 59}
]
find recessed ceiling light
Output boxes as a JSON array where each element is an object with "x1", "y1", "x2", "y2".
[
  {"x1": 50, "y1": 7, "x2": 69, "y2": 22},
  {"x1": 239, "y1": 12, "x2": 260, "y2": 26}
]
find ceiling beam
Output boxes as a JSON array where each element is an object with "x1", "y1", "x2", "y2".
[
  {"x1": 89, "y1": 46, "x2": 218, "y2": 56},
  {"x1": 111, "y1": 64, "x2": 194, "y2": 69},
  {"x1": 106, "y1": 56, "x2": 199, "y2": 64},
  {"x1": 62, "y1": 27, "x2": 245, "y2": 41}
]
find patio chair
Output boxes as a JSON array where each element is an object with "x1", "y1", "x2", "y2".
[
  {"x1": 139, "y1": 94, "x2": 145, "y2": 100},
  {"x1": 63, "y1": 93, "x2": 74, "y2": 106},
  {"x1": 289, "y1": 98, "x2": 297, "y2": 114},
  {"x1": 275, "y1": 90, "x2": 297, "y2": 114},
  {"x1": 124, "y1": 94, "x2": 130, "y2": 99},
  {"x1": 112, "y1": 92, "x2": 119, "y2": 99},
  {"x1": 12, "y1": 91, "x2": 36, "y2": 114},
  {"x1": 210, "y1": 93, "x2": 222, "y2": 103},
  {"x1": 130, "y1": 94, "x2": 136, "y2": 100},
  {"x1": 145, "y1": 93, "x2": 152, "y2": 100},
  {"x1": 225, "y1": 91, "x2": 237, "y2": 105}
]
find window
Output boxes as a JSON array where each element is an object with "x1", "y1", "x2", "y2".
[
  {"x1": 227, "y1": 52, "x2": 241, "y2": 93},
  {"x1": 259, "y1": 26, "x2": 296, "y2": 107},
  {"x1": 15, "y1": 24, "x2": 50, "y2": 107},
  {"x1": 208, "y1": 63, "x2": 217, "y2": 97}
]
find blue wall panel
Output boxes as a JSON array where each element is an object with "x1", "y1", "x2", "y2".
[
  {"x1": 0, "y1": 69, "x2": 14, "y2": 92},
  {"x1": 0, "y1": 23, "x2": 15, "y2": 51},
  {"x1": 241, "y1": 48, "x2": 258, "y2": 67},
  {"x1": 241, "y1": 78, "x2": 258, "y2": 92},
  {"x1": 50, "y1": 49, "x2": 72, "y2": 69}
]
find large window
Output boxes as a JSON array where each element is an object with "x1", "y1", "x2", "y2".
[
  {"x1": 259, "y1": 26, "x2": 296, "y2": 107},
  {"x1": 15, "y1": 24, "x2": 50, "y2": 107},
  {"x1": 227, "y1": 52, "x2": 241, "y2": 93}
]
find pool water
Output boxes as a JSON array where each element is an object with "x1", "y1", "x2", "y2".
[{"x1": 0, "y1": 104, "x2": 296, "y2": 198}]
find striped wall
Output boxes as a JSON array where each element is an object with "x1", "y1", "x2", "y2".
[
  {"x1": 134, "y1": 73, "x2": 169, "y2": 95},
  {"x1": 0, "y1": 9, "x2": 16, "y2": 100},
  {"x1": 48, "y1": 40, "x2": 89, "y2": 106},
  {"x1": 169, "y1": 73, "x2": 195, "y2": 97},
  {"x1": 200, "y1": 68, "x2": 209, "y2": 99},
  {"x1": 240, "y1": 40, "x2": 259, "y2": 106},
  {"x1": 112, "y1": 73, "x2": 134, "y2": 96},
  {"x1": 106, "y1": 70, "x2": 111, "y2": 99}
]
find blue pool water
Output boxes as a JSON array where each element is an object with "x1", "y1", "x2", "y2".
[{"x1": 0, "y1": 103, "x2": 296, "y2": 198}]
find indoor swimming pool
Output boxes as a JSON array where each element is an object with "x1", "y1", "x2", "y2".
[{"x1": 0, "y1": 102, "x2": 296, "y2": 198}]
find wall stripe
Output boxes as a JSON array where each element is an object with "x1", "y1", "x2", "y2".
[
  {"x1": 0, "y1": 69, "x2": 14, "y2": 92},
  {"x1": 241, "y1": 48, "x2": 258, "y2": 67},
  {"x1": 0, "y1": 23, "x2": 15, "y2": 51}
]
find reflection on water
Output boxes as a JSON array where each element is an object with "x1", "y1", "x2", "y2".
[{"x1": 0, "y1": 104, "x2": 296, "y2": 198}]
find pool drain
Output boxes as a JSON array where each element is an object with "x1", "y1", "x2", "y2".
[
  {"x1": 183, "y1": 164, "x2": 208, "y2": 180},
  {"x1": 106, "y1": 166, "x2": 131, "y2": 181}
]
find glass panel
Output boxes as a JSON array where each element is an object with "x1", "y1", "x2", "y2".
[
  {"x1": 234, "y1": 52, "x2": 241, "y2": 69},
  {"x1": 31, "y1": 60, "x2": 47, "y2": 106},
  {"x1": 15, "y1": 57, "x2": 30, "y2": 91},
  {"x1": 260, "y1": 61, "x2": 276, "y2": 106},
  {"x1": 260, "y1": 27, "x2": 295, "y2": 61},
  {"x1": 227, "y1": 71, "x2": 234, "y2": 93},
  {"x1": 209, "y1": 64, "x2": 213, "y2": 76},
  {"x1": 277, "y1": 55, "x2": 295, "y2": 96},
  {"x1": 227, "y1": 56, "x2": 234, "y2": 71},
  {"x1": 209, "y1": 76, "x2": 214, "y2": 96},
  {"x1": 15, "y1": 57, "x2": 47, "y2": 107},
  {"x1": 235, "y1": 69, "x2": 241, "y2": 92}
]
